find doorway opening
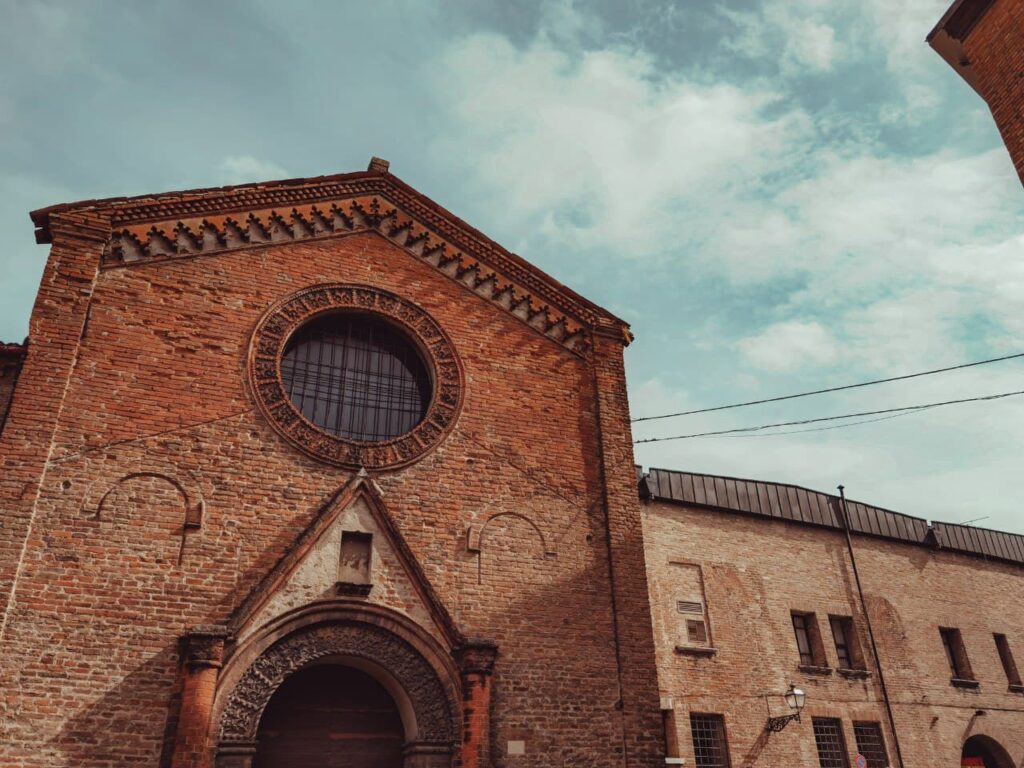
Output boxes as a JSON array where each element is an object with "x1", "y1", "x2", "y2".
[
  {"x1": 961, "y1": 734, "x2": 1014, "y2": 768},
  {"x1": 254, "y1": 664, "x2": 404, "y2": 768}
]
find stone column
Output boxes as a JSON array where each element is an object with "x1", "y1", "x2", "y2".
[
  {"x1": 171, "y1": 625, "x2": 231, "y2": 768},
  {"x1": 455, "y1": 639, "x2": 499, "y2": 768}
]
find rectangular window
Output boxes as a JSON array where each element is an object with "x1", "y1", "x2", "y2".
[
  {"x1": 687, "y1": 619, "x2": 708, "y2": 644},
  {"x1": 939, "y1": 627, "x2": 974, "y2": 680},
  {"x1": 793, "y1": 613, "x2": 814, "y2": 666},
  {"x1": 994, "y1": 634, "x2": 1022, "y2": 686},
  {"x1": 690, "y1": 713, "x2": 730, "y2": 768},
  {"x1": 829, "y1": 615, "x2": 864, "y2": 670},
  {"x1": 853, "y1": 722, "x2": 889, "y2": 768},
  {"x1": 812, "y1": 718, "x2": 849, "y2": 768},
  {"x1": 670, "y1": 562, "x2": 713, "y2": 649},
  {"x1": 792, "y1": 612, "x2": 826, "y2": 667}
]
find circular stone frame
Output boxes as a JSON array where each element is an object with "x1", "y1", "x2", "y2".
[{"x1": 249, "y1": 284, "x2": 463, "y2": 470}]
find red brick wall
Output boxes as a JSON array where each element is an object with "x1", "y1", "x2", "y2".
[
  {"x1": 0, "y1": 221, "x2": 662, "y2": 766},
  {"x1": 964, "y1": 0, "x2": 1024, "y2": 185},
  {"x1": 643, "y1": 500, "x2": 1024, "y2": 767}
]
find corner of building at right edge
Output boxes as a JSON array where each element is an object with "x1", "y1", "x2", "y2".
[{"x1": 928, "y1": 0, "x2": 1024, "y2": 187}]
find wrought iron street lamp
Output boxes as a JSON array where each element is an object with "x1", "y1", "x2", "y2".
[{"x1": 766, "y1": 684, "x2": 806, "y2": 732}]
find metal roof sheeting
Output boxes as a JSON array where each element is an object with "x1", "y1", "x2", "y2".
[{"x1": 641, "y1": 467, "x2": 1024, "y2": 567}]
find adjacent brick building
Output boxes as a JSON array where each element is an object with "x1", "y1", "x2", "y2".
[
  {"x1": 641, "y1": 469, "x2": 1024, "y2": 768},
  {"x1": 929, "y1": 0, "x2": 1024, "y2": 184}
]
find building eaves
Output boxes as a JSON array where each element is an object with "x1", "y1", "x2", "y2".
[
  {"x1": 927, "y1": 0, "x2": 997, "y2": 94},
  {"x1": 27, "y1": 159, "x2": 629, "y2": 338},
  {"x1": 640, "y1": 466, "x2": 1024, "y2": 569},
  {"x1": 927, "y1": 0, "x2": 997, "y2": 43}
]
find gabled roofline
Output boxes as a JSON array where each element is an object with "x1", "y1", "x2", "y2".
[
  {"x1": 927, "y1": 0, "x2": 997, "y2": 43},
  {"x1": 29, "y1": 168, "x2": 375, "y2": 244},
  {"x1": 27, "y1": 158, "x2": 629, "y2": 339}
]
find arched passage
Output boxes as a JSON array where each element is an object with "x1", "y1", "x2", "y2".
[
  {"x1": 254, "y1": 664, "x2": 404, "y2": 768},
  {"x1": 962, "y1": 734, "x2": 1014, "y2": 768},
  {"x1": 213, "y1": 605, "x2": 461, "y2": 768}
]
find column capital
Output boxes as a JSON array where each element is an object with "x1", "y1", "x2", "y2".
[
  {"x1": 184, "y1": 625, "x2": 231, "y2": 670},
  {"x1": 455, "y1": 638, "x2": 498, "y2": 676}
]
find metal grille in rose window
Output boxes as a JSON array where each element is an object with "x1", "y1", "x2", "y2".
[{"x1": 281, "y1": 314, "x2": 431, "y2": 442}]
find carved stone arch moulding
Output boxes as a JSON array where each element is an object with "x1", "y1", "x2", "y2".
[
  {"x1": 217, "y1": 620, "x2": 456, "y2": 748},
  {"x1": 248, "y1": 283, "x2": 464, "y2": 470}
]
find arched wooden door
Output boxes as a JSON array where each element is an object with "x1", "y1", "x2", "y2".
[{"x1": 254, "y1": 664, "x2": 404, "y2": 768}]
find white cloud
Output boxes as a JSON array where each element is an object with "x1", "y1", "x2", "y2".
[
  {"x1": 426, "y1": 0, "x2": 1024, "y2": 531},
  {"x1": 217, "y1": 156, "x2": 290, "y2": 185},
  {"x1": 737, "y1": 320, "x2": 838, "y2": 372},
  {"x1": 784, "y1": 18, "x2": 840, "y2": 73},
  {"x1": 432, "y1": 32, "x2": 812, "y2": 258},
  {"x1": 720, "y1": 0, "x2": 844, "y2": 76}
]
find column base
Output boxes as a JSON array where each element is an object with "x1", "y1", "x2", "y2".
[
  {"x1": 215, "y1": 741, "x2": 257, "y2": 768},
  {"x1": 403, "y1": 741, "x2": 454, "y2": 768}
]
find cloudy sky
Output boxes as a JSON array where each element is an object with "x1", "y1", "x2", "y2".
[{"x1": 2, "y1": 0, "x2": 1023, "y2": 533}]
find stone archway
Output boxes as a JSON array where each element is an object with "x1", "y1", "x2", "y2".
[
  {"x1": 215, "y1": 619, "x2": 457, "y2": 768},
  {"x1": 962, "y1": 734, "x2": 1015, "y2": 768}
]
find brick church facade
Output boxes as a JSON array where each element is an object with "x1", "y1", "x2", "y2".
[
  {"x1": 0, "y1": 160, "x2": 665, "y2": 767},
  {"x1": 1, "y1": 2, "x2": 1023, "y2": 766}
]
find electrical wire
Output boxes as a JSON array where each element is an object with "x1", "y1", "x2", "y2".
[
  {"x1": 631, "y1": 351, "x2": 1024, "y2": 423},
  {"x1": 704, "y1": 403, "x2": 945, "y2": 438},
  {"x1": 633, "y1": 388, "x2": 1024, "y2": 444}
]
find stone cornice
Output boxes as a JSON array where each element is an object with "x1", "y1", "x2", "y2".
[{"x1": 31, "y1": 163, "x2": 633, "y2": 355}]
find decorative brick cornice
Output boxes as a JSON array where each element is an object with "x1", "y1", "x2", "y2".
[
  {"x1": 48, "y1": 209, "x2": 112, "y2": 244},
  {"x1": 31, "y1": 165, "x2": 630, "y2": 354}
]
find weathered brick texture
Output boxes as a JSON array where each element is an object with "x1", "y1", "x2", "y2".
[
  {"x1": 0, "y1": 170, "x2": 663, "y2": 767},
  {"x1": 965, "y1": 0, "x2": 1024, "y2": 184},
  {"x1": 644, "y1": 500, "x2": 1024, "y2": 767},
  {"x1": 932, "y1": 0, "x2": 1024, "y2": 185}
]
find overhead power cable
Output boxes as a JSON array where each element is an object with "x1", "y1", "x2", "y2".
[
  {"x1": 706, "y1": 403, "x2": 945, "y2": 438},
  {"x1": 633, "y1": 388, "x2": 1024, "y2": 444},
  {"x1": 631, "y1": 351, "x2": 1024, "y2": 423}
]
